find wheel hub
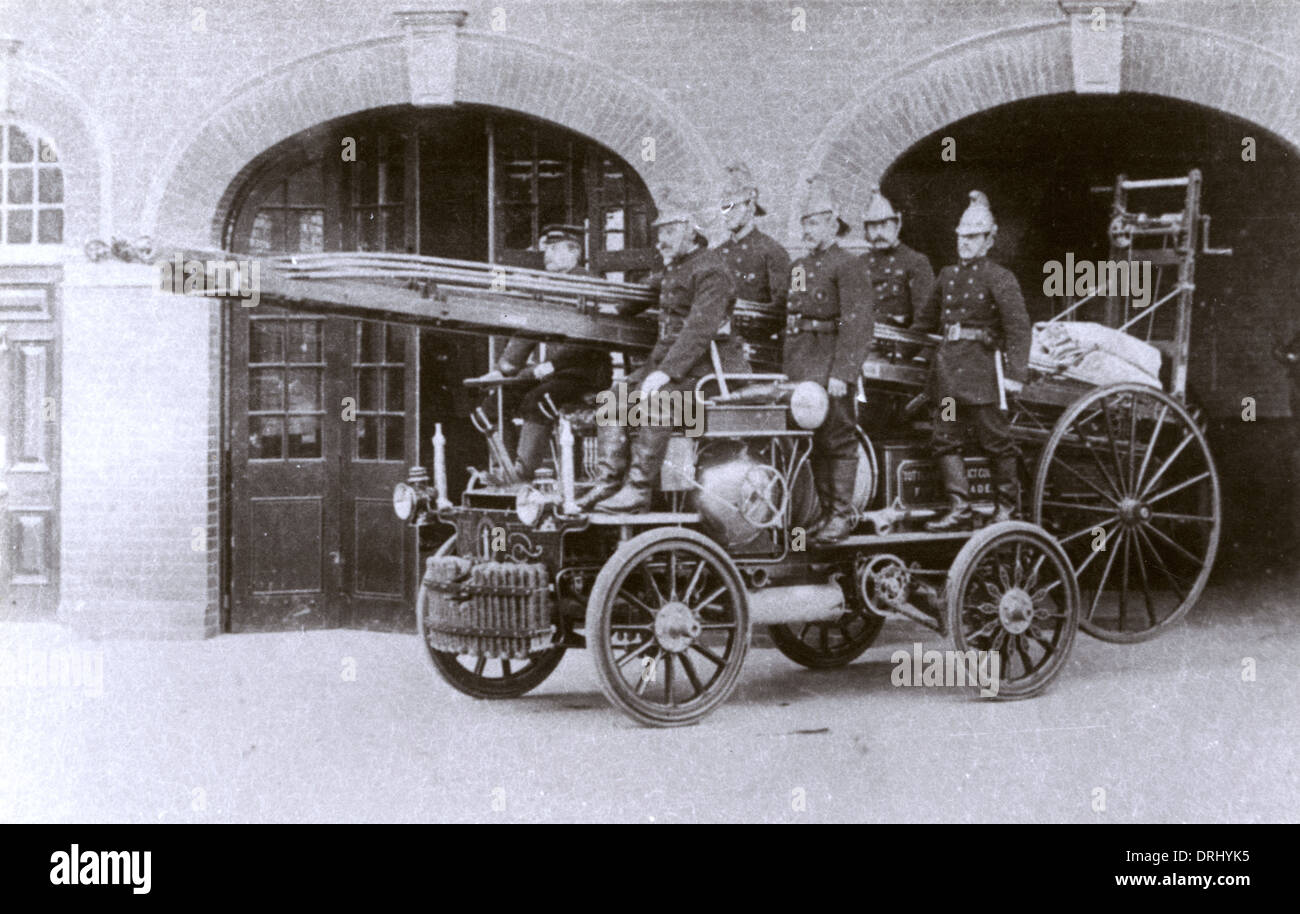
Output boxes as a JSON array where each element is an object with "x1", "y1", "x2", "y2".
[
  {"x1": 998, "y1": 587, "x2": 1035, "y2": 635},
  {"x1": 1117, "y1": 497, "x2": 1152, "y2": 527},
  {"x1": 654, "y1": 601, "x2": 701, "y2": 653}
]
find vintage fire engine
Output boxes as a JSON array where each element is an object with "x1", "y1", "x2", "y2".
[{"x1": 206, "y1": 170, "x2": 1227, "y2": 727}]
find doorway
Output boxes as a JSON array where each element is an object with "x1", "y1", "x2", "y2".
[
  {"x1": 228, "y1": 306, "x2": 418, "y2": 630},
  {"x1": 220, "y1": 105, "x2": 656, "y2": 631}
]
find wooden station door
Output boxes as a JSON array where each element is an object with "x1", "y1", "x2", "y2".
[
  {"x1": 229, "y1": 304, "x2": 418, "y2": 631},
  {"x1": 0, "y1": 266, "x2": 60, "y2": 619}
]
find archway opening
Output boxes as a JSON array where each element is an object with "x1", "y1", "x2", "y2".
[
  {"x1": 216, "y1": 105, "x2": 655, "y2": 631},
  {"x1": 878, "y1": 92, "x2": 1300, "y2": 573},
  {"x1": 221, "y1": 104, "x2": 655, "y2": 273}
]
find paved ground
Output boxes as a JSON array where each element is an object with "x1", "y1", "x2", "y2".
[{"x1": 3, "y1": 570, "x2": 1298, "y2": 823}]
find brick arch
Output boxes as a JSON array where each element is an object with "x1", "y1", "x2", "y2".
[
  {"x1": 6, "y1": 63, "x2": 109, "y2": 245},
  {"x1": 796, "y1": 16, "x2": 1300, "y2": 241},
  {"x1": 454, "y1": 31, "x2": 719, "y2": 193},
  {"x1": 145, "y1": 30, "x2": 716, "y2": 248}
]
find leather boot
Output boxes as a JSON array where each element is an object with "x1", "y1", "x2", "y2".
[
  {"x1": 595, "y1": 428, "x2": 671, "y2": 514},
  {"x1": 575, "y1": 422, "x2": 629, "y2": 509},
  {"x1": 811, "y1": 459, "x2": 860, "y2": 545},
  {"x1": 805, "y1": 456, "x2": 832, "y2": 537},
  {"x1": 925, "y1": 454, "x2": 973, "y2": 532},
  {"x1": 514, "y1": 420, "x2": 551, "y2": 481},
  {"x1": 991, "y1": 454, "x2": 1021, "y2": 524}
]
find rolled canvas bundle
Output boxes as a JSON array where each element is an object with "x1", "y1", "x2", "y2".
[{"x1": 1030, "y1": 321, "x2": 1162, "y2": 389}]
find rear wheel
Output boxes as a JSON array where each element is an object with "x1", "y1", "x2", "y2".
[
  {"x1": 418, "y1": 536, "x2": 566, "y2": 699},
  {"x1": 1032, "y1": 384, "x2": 1220, "y2": 642}
]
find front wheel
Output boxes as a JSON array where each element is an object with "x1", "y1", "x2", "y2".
[
  {"x1": 417, "y1": 536, "x2": 566, "y2": 699},
  {"x1": 586, "y1": 528, "x2": 749, "y2": 727}
]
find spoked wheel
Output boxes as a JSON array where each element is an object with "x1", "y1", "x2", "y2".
[
  {"x1": 1032, "y1": 383, "x2": 1220, "y2": 642},
  {"x1": 768, "y1": 615, "x2": 883, "y2": 669},
  {"x1": 946, "y1": 522, "x2": 1081, "y2": 699},
  {"x1": 768, "y1": 572, "x2": 884, "y2": 669},
  {"x1": 585, "y1": 528, "x2": 749, "y2": 727},
  {"x1": 418, "y1": 536, "x2": 566, "y2": 699}
]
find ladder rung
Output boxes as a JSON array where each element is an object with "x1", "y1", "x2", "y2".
[
  {"x1": 1122, "y1": 177, "x2": 1190, "y2": 189},
  {"x1": 1118, "y1": 249, "x2": 1186, "y2": 267}
]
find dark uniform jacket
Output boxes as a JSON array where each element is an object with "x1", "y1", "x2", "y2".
[
  {"x1": 912, "y1": 256, "x2": 1030, "y2": 406},
  {"x1": 784, "y1": 242, "x2": 875, "y2": 386},
  {"x1": 498, "y1": 336, "x2": 612, "y2": 388},
  {"x1": 715, "y1": 227, "x2": 791, "y2": 311},
  {"x1": 497, "y1": 265, "x2": 612, "y2": 388},
  {"x1": 861, "y1": 242, "x2": 934, "y2": 327},
  {"x1": 629, "y1": 246, "x2": 746, "y2": 383}
]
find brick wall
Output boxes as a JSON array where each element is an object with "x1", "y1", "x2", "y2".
[
  {"x1": 57, "y1": 264, "x2": 217, "y2": 638},
  {"x1": 1, "y1": 1, "x2": 1286, "y2": 246}
]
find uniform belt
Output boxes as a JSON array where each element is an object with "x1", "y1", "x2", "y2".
[
  {"x1": 786, "y1": 314, "x2": 838, "y2": 335},
  {"x1": 942, "y1": 323, "x2": 993, "y2": 343}
]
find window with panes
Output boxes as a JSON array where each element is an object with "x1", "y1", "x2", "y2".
[
  {"x1": 247, "y1": 307, "x2": 325, "y2": 461},
  {"x1": 1, "y1": 125, "x2": 63, "y2": 245},
  {"x1": 495, "y1": 121, "x2": 584, "y2": 255}
]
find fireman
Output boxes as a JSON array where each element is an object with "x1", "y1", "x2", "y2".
[
  {"x1": 786, "y1": 175, "x2": 875, "y2": 545},
  {"x1": 714, "y1": 161, "x2": 791, "y2": 349},
  {"x1": 861, "y1": 185, "x2": 934, "y2": 331},
  {"x1": 472, "y1": 224, "x2": 613, "y2": 481},
  {"x1": 582, "y1": 187, "x2": 747, "y2": 513},
  {"x1": 858, "y1": 185, "x2": 934, "y2": 431},
  {"x1": 912, "y1": 191, "x2": 1031, "y2": 531}
]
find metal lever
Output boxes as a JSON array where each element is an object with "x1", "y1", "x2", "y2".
[
  {"x1": 470, "y1": 406, "x2": 520, "y2": 484},
  {"x1": 1200, "y1": 215, "x2": 1233, "y2": 255},
  {"x1": 709, "y1": 341, "x2": 730, "y2": 398}
]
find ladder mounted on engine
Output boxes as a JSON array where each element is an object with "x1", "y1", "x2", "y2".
[{"x1": 1053, "y1": 169, "x2": 1232, "y2": 399}]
